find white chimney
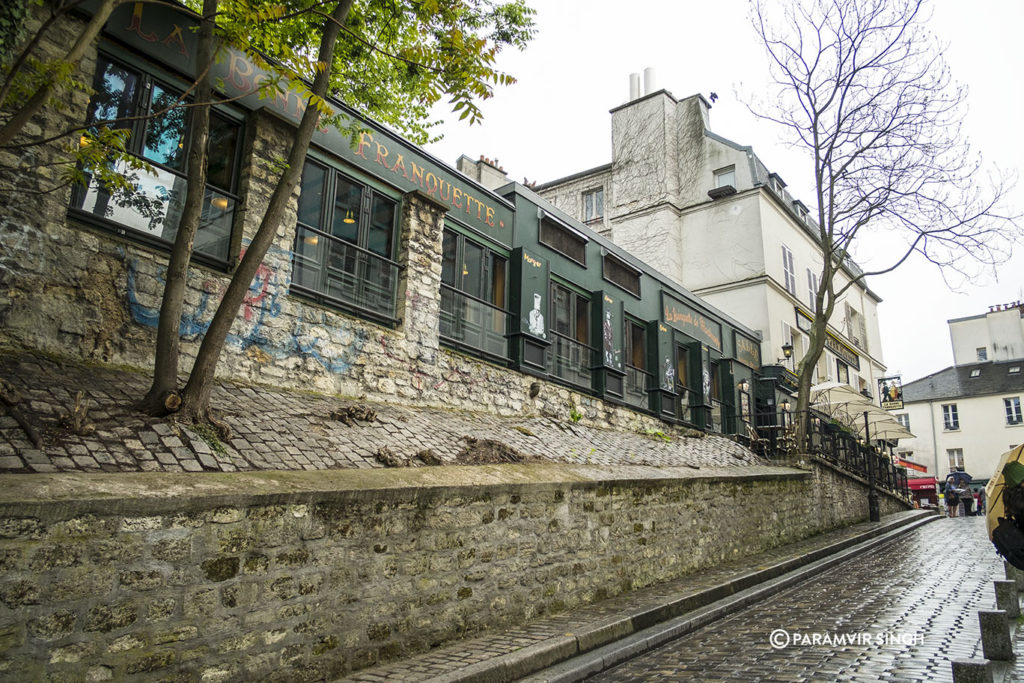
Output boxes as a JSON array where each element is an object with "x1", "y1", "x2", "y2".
[
  {"x1": 643, "y1": 67, "x2": 656, "y2": 95},
  {"x1": 629, "y1": 72, "x2": 641, "y2": 100}
]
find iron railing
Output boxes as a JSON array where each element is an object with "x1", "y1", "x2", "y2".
[
  {"x1": 292, "y1": 225, "x2": 400, "y2": 321},
  {"x1": 548, "y1": 331, "x2": 594, "y2": 390},
  {"x1": 439, "y1": 284, "x2": 509, "y2": 360},
  {"x1": 624, "y1": 364, "x2": 650, "y2": 411},
  {"x1": 752, "y1": 408, "x2": 911, "y2": 500}
]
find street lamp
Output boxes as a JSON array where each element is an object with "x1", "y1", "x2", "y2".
[{"x1": 777, "y1": 342, "x2": 793, "y2": 365}]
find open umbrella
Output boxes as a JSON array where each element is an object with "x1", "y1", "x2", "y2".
[{"x1": 986, "y1": 444, "x2": 1024, "y2": 539}]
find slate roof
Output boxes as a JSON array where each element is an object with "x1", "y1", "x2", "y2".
[{"x1": 903, "y1": 359, "x2": 1024, "y2": 403}]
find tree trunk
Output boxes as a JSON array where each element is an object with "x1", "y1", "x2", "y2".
[
  {"x1": 177, "y1": 0, "x2": 354, "y2": 427},
  {"x1": 0, "y1": 0, "x2": 120, "y2": 147},
  {"x1": 138, "y1": 0, "x2": 217, "y2": 416}
]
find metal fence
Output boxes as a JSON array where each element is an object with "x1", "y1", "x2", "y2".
[{"x1": 751, "y1": 408, "x2": 911, "y2": 500}]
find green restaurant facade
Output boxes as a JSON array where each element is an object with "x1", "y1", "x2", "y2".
[{"x1": 6, "y1": 1, "x2": 771, "y2": 437}]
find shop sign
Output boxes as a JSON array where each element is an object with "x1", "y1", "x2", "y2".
[
  {"x1": 662, "y1": 293, "x2": 722, "y2": 351},
  {"x1": 878, "y1": 376, "x2": 904, "y2": 410}
]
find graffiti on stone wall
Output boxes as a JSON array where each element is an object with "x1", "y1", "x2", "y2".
[{"x1": 123, "y1": 244, "x2": 366, "y2": 374}]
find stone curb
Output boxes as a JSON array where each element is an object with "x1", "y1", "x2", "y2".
[{"x1": 466, "y1": 509, "x2": 939, "y2": 683}]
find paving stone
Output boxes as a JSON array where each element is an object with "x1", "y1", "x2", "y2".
[{"x1": 0, "y1": 456, "x2": 24, "y2": 469}]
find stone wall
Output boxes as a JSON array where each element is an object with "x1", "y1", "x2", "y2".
[
  {"x1": 0, "y1": 9, "x2": 677, "y2": 435},
  {"x1": 0, "y1": 462, "x2": 904, "y2": 681}
]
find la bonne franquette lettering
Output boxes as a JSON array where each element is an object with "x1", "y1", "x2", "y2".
[{"x1": 356, "y1": 134, "x2": 504, "y2": 229}]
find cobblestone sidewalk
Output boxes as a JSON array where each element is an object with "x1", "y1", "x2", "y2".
[{"x1": 0, "y1": 351, "x2": 765, "y2": 474}]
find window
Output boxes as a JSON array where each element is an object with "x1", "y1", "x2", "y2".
[
  {"x1": 603, "y1": 253, "x2": 641, "y2": 297},
  {"x1": 539, "y1": 217, "x2": 587, "y2": 265},
  {"x1": 947, "y1": 448, "x2": 964, "y2": 470},
  {"x1": 895, "y1": 413, "x2": 910, "y2": 430},
  {"x1": 836, "y1": 360, "x2": 849, "y2": 385},
  {"x1": 1010, "y1": 366, "x2": 1021, "y2": 374},
  {"x1": 970, "y1": 369, "x2": 981, "y2": 378},
  {"x1": 622, "y1": 320, "x2": 648, "y2": 409},
  {"x1": 942, "y1": 404, "x2": 959, "y2": 431},
  {"x1": 782, "y1": 245, "x2": 796, "y2": 295},
  {"x1": 714, "y1": 166, "x2": 735, "y2": 188},
  {"x1": 548, "y1": 282, "x2": 591, "y2": 388},
  {"x1": 977, "y1": 347, "x2": 988, "y2": 361},
  {"x1": 291, "y1": 160, "x2": 400, "y2": 322},
  {"x1": 439, "y1": 229, "x2": 508, "y2": 358},
  {"x1": 1006, "y1": 397, "x2": 1023, "y2": 426},
  {"x1": 70, "y1": 54, "x2": 242, "y2": 263},
  {"x1": 807, "y1": 269, "x2": 819, "y2": 313},
  {"x1": 583, "y1": 188, "x2": 604, "y2": 222}
]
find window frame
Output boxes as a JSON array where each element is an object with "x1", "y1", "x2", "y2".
[
  {"x1": 806, "y1": 268, "x2": 819, "y2": 313},
  {"x1": 68, "y1": 49, "x2": 244, "y2": 270},
  {"x1": 895, "y1": 413, "x2": 910, "y2": 430},
  {"x1": 290, "y1": 156, "x2": 402, "y2": 325},
  {"x1": 942, "y1": 403, "x2": 960, "y2": 431},
  {"x1": 539, "y1": 214, "x2": 588, "y2": 266},
  {"x1": 1006, "y1": 397, "x2": 1023, "y2": 426},
  {"x1": 781, "y1": 245, "x2": 797, "y2": 295},
  {"x1": 947, "y1": 448, "x2": 964, "y2": 470},
  {"x1": 714, "y1": 166, "x2": 736, "y2": 189},
  {"x1": 583, "y1": 187, "x2": 604, "y2": 222},
  {"x1": 602, "y1": 252, "x2": 642, "y2": 298},
  {"x1": 977, "y1": 347, "x2": 988, "y2": 361}
]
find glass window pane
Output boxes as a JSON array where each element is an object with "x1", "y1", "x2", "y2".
[
  {"x1": 490, "y1": 254, "x2": 506, "y2": 308},
  {"x1": 206, "y1": 112, "x2": 239, "y2": 191},
  {"x1": 87, "y1": 58, "x2": 138, "y2": 129},
  {"x1": 441, "y1": 231, "x2": 458, "y2": 287},
  {"x1": 332, "y1": 176, "x2": 362, "y2": 243},
  {"x1": 143, "y1": 83, "x2": 187, "y2": 169},
  {"x1": 551, "y1": 285, "x2": 570, "y2": 336},
  {"x1": 297, "y1": 162, "x2": 326, "y2": 229},
  {"x1": 630, "y1": 324, "x2": 645, "y2": 368},
  {"x1": 462, "y1": 241, "x2": 484, "y2": 300},
  {"x1": 368, "y1": 194, "x2": 395, "y2": 258},
  {"x1": 575, "y1": 295, "x2": 589, "y2": 345}
]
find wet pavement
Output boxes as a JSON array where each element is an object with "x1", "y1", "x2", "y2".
[{"x1": 591, "y1": 515, "x2": 1004, "y2": 682}]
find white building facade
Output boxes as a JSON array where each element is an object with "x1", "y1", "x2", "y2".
[
  {"x1": 532, "y1": 85, "x2": 887, "y2": 404},
  {"x1": 897, "y1": 303, "x2": 1024, "y2": 482}
]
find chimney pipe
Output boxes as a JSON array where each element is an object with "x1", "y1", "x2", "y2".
[
  {"x1": 643, "y1": 67, "x2": 656, "y2": 95},
  {"x1": 629, "y1": 73, "x2": 640, "y2": 100}
]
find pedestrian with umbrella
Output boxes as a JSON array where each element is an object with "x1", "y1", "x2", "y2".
[{"x1": 946, "y1": 467, "x2": 973, "y2": 517}]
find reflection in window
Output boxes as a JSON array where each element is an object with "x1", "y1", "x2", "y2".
[
  {"x1": 292, "y1": 160, "x2": 400, "y2": 321},
  {"x1": 70, "y1": 54, "x2": 241, "y2": 262}
]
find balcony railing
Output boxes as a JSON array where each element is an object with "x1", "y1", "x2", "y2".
[
  {"x1": 439, "y1": 284, "x2": 509, "y2": 360},
  {"x1": 674, "y1": 387, "x2": 692, "y2": 424},
  {"x1": 624, "y1": 364, "x2": 650, "y2": 411},
  {"x1": 710, "y1": 399, "x2": 725, "y2": 433},
  {"x1": 292, "y1": 225, "x2": 399, "y2": 322},
  {"x1": 548, "y1": 331, "x2": 594, "y2": 390}
]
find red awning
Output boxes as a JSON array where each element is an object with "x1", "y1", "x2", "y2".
[{"x1": 907, "y1": 477, "x2": 937, "y2": 491}]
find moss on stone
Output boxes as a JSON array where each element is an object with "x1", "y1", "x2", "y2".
[{"x1": 200, "y1": 556, "x2": 239, "y2": 583}]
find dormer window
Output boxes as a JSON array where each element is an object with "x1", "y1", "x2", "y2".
[{"x1": 792, "y1": 200, "x2": 809, "y2": 221}]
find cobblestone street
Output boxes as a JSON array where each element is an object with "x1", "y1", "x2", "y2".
[{"x1": 591, "y1": 516, "x2": 1005, "y2": 682}]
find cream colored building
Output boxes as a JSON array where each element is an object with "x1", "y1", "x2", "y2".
[
  {"x1": 896, "y1": 303, "x2": 1024, "y2": 482},
  {"x1": 531, "y1": 83, "x2": 887, "y2": 403}
]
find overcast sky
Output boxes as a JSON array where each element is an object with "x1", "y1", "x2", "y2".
[{"x1": 424, "y1": 0, "x2": 1024, "y2": 383}]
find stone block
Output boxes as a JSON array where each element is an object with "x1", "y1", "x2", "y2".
[
  {"x1": 978, "y1": 610, "x2": 1013, "y2": 661},
  {"x1": 994, "y1": 580, "x2": 1020, "y2": 618},
  {"x1": 951, "y1": 659, "x2": 992, "y2": 683},
  {"x1": 84, "y1": 600, "x2": 138, "y2": 633}
]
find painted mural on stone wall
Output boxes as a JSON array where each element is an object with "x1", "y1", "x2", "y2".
[{"x1": 123, "y1": 243, "x2": 366, "y2": 374}]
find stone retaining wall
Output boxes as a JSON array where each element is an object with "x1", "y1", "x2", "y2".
[{"x1": 0, "y1": 462, "x2": 905, "y2": 681}]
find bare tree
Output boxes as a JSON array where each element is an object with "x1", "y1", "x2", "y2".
[{"x1": 751, "y1": 0, "x2": 1020, "y2": 434}]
